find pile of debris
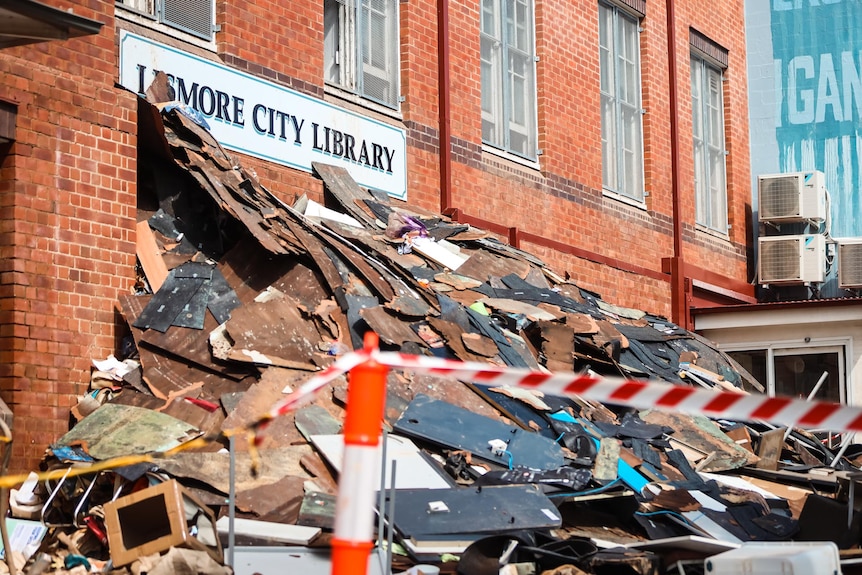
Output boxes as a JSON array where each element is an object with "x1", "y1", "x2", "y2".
[{"x1": 7, "y1": 85, "x2": 862, "y2": 575}]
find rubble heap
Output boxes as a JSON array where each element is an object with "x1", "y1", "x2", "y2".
[{"x1": 9, "y1": 87, "x2": 862, "y2": 575}]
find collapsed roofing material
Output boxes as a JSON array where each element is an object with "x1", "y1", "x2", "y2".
[{"x1": 16, "y1": 84, "x2": 862, "y2": 574}]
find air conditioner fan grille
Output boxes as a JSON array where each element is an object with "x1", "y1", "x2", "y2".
[
  {"x1": 761, "y1": 176, "x2": 801, "y2": 219},
  {"x1": 839, "y1": 243, "x2": 862, "y2": 288},
  {"x1": 761, "y1": 238, "x2": 801, "y2": 282}
]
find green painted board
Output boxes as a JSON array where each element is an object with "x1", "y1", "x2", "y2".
[{"x1": 54, "y1": 403, "x2": 200, "y2": 460}]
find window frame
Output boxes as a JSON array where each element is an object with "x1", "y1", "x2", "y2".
[
  {"x1": 691, "y1": 53, "x2": 729, "y2": 234},
  {"x1": 772, "y1": 346, "x2": 844, "y2": 403},
  {"x1": 115, "y1": 0, "x2": 215, "y2": 41},
  {"x1": 599, "y1": 1, "x2": 645, "y2": 202},
  {"x1": 324, "y1": 0, "x2": 401, "y2": 110},
  {"x1": 480, "y1": 0, "x2": 539, "y2": 161},
  {"x1": 724, "y1": 339, "x2": 851, "y2": 407}
]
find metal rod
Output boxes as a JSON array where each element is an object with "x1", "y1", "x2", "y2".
[
  {"x1": 831, "y1": 435, "x2": 852, "y2": 468},
  {"x1": 784, "y1": 371, "x2": 829, "y2": 440},
  {"x1": 809, "y1": 371, "x2": 830, "y2": 400},
  {"x1": 228, "y1": 434, "x2": 236, "y2": 567},
  {"x1": 386, "y1": 461, "x2": 397, "y2": 575},
  {"x1": 377, "y1": 429, "x2": 389, "y2": 574}
]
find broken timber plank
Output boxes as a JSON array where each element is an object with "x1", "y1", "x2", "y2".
[
  {"x1": 312, "y1": 162, "x2": 379, "y2": 228},
  {"x1": 461, "y1": 332, "x2": 498, "y2": 357},
  {"x1": 313, "y1": 225, "x2": 396, "y2": 301},
  {"x1": 234, "y1": 475, "x2": 307, "y2": 521},
  {"x1": 359, "y1": 306, "x2": 425, "y2": 347},
  {"x1": 479, "y1": 298, "x2": 559, "y2": 321},
  {"x1": 641, "y1": 410, "x2": 758, "y2": 472},
  {"x1": 185, "y1": 153, "x2": 288, "y2": 255},
  {"x1": 136, "y1": 220, "x2": 169, "y2": 292},
  {"x1": 427, "y1": 317, "x2": 488, "y2": 363},
  {"x1": 756, "y1": 427, "x2": 787, "y2": 471},
  {"x1": 281, "y1": 216, "x2": 345, "y2": 296},
  {"x1": 564, "y1": 312, "x2": 600, "y2": 334},
  {"x1": 534, "y1": 320, "x2": 575, "y2": 372},
  {"x1": 137, "y1": 345, "x2": 235, "y2": 401}
]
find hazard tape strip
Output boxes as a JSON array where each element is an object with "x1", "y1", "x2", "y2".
[
  {"x1": 266, "y1": 349, "x2": 370, "y2": 420},
  {"x1": 4, "y1": 348, "x2": 858, "y2": 489},
  {"x1": 267, "y1": 349, "x2": 862, "y2": 435}
]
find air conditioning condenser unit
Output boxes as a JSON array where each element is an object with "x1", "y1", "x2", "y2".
[
  {"x1": 758, "y1": 171, "x2": 827, "y2": 223},
  {"x1": 838, "y1": 239, "x2": 862, "y2": 289},
  {"x1": 758, "y1": 234, "x2": 825, "y2": 285}
]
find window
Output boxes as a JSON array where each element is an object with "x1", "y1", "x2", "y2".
[
  {"x1": 691, "y1": 55, "x2": 728, "y2": 232},
  {"x1": 599, "y1": 2, "x2": 644, "y2": 201},
  {"x1": 116, "y1": 0, "x2": 215, "y2": 41},
  {"x1": 324, "y1": 0, "x2": 400, "y2": 109},
  {"x1": 480, "y1": 0, "x2": 538, "y2": 160},
  {"x1": 729, "y1": 346, "x2": 845, "y2": 404}
]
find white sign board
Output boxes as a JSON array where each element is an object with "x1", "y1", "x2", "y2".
[{"x1": 119, "y1": 31, "x2": 407, "y2": 199}]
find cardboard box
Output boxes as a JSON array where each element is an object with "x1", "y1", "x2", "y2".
[{"x1": 103, "y1": 479, "x2": 222, "y2": 566}]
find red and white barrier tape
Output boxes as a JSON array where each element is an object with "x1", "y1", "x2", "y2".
[
  {"x1": 268, "y1": 349, "x2": 371, "y2": 419},
  {"x1": 268, "y1": 349, "x2": 862, "y2": 433}
]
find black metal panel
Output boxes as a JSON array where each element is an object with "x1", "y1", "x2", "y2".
[
  {"x1": 393, "y1": 394, "x2": 565, "y2": 471},
  {"x1": 206, "y1": 268, "x2": 241, "y2": 325},
  {"x1": 133, "y1": 276, "x2": 204, "y2": 332},
  {"x1": 387, "y1": 484, "x2": 561, "y2": 538}
]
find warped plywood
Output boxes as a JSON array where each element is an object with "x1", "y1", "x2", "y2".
[
  {"x1": 223, "y1": 290, "x2": 321, "y2": 369},
  {"x1": 456, "y1": 249, "x2": 531, "y2": 282},
  {"x1": 137, "y1": 346, "x2": 222, "y2": 400},
  {"x1": 151, "y1": 446, "x2": 314, "y2": 494},
  {"x1": 641, "y1": 410, "x2": 759, "y2": 472},
  {"x1": 359, "y1": 306, "x2": 424, "y2": 346}
]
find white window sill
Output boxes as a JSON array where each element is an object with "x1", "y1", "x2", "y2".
[
  {"x1": 602, "y1": 188, "x2": 648, "y2": 211},
  {"x1": 481, "y1": 144, "x2": 541, "y2": 172},
  {"x1": 695, "y1": 223, "x2": 731, "y2": 242},
  {"x1": 323, "y1": 84, "x2": 403, "y2": 124}
]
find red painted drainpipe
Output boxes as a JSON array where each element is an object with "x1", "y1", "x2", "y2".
[
  {"x1": 437, "y1": 0, "x2": 452, "y2": 213},
  {"x1": 665, "y1": 0, "x2": 689, "y2": 328}
]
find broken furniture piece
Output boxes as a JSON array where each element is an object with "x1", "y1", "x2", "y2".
[{"x1": 103, "y1": 479, "x2": 222, "y2": 566}]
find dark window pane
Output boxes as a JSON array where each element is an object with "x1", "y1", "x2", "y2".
[
  {"x1": 774, "y1": 352, "x2": 840, "y2": 403},
  {"x1": 728, "y1": 350, "x2": 767, "y2": 395}
]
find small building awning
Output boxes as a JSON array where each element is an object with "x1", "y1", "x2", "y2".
[{"x1": 0, "y1": 0, "x2": 103, "y2": 49}]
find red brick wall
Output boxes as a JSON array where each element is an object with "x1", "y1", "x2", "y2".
[
  {"x1": 0, "y1": 0, "x2": 751, "y2": 472},
  {"x1": 216, "y1": 0, "x2": 324, "y2": 99},
  {"x1": 0, "y1": 1, "x2": 137, "y2": 472}
]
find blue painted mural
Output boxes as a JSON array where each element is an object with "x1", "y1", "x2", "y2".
[{"x1": 747, "y1": 0, "x2": 862, "y2": 238}]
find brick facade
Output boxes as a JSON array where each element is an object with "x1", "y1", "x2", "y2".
[
  {"x1": 0, "y1": 1, "x2": 137, "y2": 471},
  {"x1": 0, "y1": 0, "x2": 751, "y2": 472}
]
